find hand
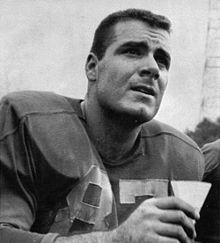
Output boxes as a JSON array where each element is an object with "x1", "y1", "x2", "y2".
[{"x1": 112, "y1": 196, "x2": 200, "y2": 243}]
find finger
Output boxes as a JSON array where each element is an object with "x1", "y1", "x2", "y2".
[
  {"x1": 159, "y1": 209, "x2": 196, "y2": 239},
  {"x1": 154, "y1": 197, "x2": 199, "y2": 220},
  {"x1": 155, "y1": 222, "x2": 191, "y2": 243}
]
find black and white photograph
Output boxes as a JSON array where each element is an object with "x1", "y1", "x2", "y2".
[{"x1": 0, "y1": 0, "x2": 219, "y2": 242}]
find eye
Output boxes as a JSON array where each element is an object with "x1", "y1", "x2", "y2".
[
  {"x1": 155, "y1": 56, "x2": 170, "y2": 70},
  {"x1": 154, "y1": 51, "x2": 170, "y2": 70}
]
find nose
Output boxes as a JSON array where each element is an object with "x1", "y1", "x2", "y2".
[{"x1": 138, "y1": 55, "x2": 159, "y2": 80}]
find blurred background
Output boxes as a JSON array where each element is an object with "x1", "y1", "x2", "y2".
[{"x1": 0, "y1": 0, "x2": 220, "y2": 137}]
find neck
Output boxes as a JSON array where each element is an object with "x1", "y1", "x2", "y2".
[{"x1": 82, "y1": 100, "x2": 141, "y2": 162}]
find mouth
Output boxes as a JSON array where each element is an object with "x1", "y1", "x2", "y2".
[{"x1": 131, "y1": 85, "x2": 156, "y2": 96}]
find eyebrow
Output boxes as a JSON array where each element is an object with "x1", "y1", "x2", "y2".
[{"x1": 117, "y1": 41, "x2": 149, "y2": 51}]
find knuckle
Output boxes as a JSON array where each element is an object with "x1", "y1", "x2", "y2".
[
  {"x1": 174, "y1": 225, "x2": 184, "y2": 236},
  {"x1": 177, "y1": 211, "x2": 186, "y2": 223}
]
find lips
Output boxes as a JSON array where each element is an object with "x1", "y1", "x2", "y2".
[{"x1": 131, "y1": 85, "x2": 156, "y2": 96}]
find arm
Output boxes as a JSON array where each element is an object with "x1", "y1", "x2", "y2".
[
  {"x1": 0, "y1": 226, "x2": 59, "y2": 243},
  {"x1": 0, "y1": 97, "x2": 59, "y2": 243},
  {"x1": 0, "y1": 196, "x2": 198, "y2": 243},
  {"x1": 54, "y1": 197, "x2": 199, "y2": 243}
]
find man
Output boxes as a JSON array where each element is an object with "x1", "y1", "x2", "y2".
[
  {"x1": 196, "y1": 139, "x2": 220, "y2": 243},
  {"x1": 0, "y1": 9, "x2": 204, "y2": 243}
]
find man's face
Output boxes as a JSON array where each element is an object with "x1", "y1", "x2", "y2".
[{"x1": 94, "y1": 20, "x2": 171, "y2": 123}]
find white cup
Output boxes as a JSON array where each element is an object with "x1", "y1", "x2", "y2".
[{"x1": 171, "y1": 181, "x2": 211, "y2": 214}]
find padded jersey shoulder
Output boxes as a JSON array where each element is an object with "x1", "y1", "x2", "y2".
[
  {"x1": 0, "y1": 90, "x2": 77, "y2": 119},
  {"x1": 141, "y1": 119, "x2": 201, "y2": 152},
  {"x1": 0, "y1": 91, "x2": 93, "y2": 179},
  {"x1": 0, "y1": 91, "x2": 83, "y2": 141}
]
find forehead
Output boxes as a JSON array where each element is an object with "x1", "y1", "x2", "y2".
[{"x1": 110, "y1": 20, "x2": 171, "y2": 52}]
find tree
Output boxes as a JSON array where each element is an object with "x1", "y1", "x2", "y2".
[{"x1": 186, "y1": 117, "x2": 220, "y2": 147}]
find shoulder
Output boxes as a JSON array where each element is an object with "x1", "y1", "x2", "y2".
[
  {"x1": 141, "y1": 119, "x2": 204, "y2": 180},
  {"x1": 0, "y1": 91, "x2": 90, "y2": 179},
  {"x1": 141, "y1": 119, "x2": 201, "y2": 152},
  {"x1": 0, "y1": 90, "x2": 76, "y2": 118},
  {"x1": 202, "y1": 139, "x2": 220, "y2": 177},
  {"x1": 0, "y1": 91, "x2": 83, "y2": 141},
  {"x1": 202, "y1": 139, "x2": 220, "y2": 154}
]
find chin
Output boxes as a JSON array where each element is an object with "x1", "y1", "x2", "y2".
[
  {"x1": 132, "y1": 114, "x2": 154, "y2": 125},
  {"x1": 124, "y1": 99, "x2": 158, "y2": 121},
  {"x1": 138, "y1": 107, "x2": 156, "y2": 122},
  {"x1": 125, "y1": 104, "x2": 156, "y2": 121}
]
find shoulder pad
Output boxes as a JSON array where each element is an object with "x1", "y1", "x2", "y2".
[
  {"x1": 1, "y1": 91, "x2": 74, "y2": 118},
  {"x1": 142, "y1": 119, "x2": 201, "y2": 151}
]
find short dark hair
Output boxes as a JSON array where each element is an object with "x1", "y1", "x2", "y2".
[{"x1": 90, "y1": 8, "x2": 171, "y2": 60}]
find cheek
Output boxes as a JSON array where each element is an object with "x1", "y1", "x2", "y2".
[
  {"x1": 98, "y1": 59, "x2": 137, "y2": 94},
  {"x1": 99, "y1": 66, "x2": 129, "y2": 90},
  {"x1": 158, "y1": 74, "x2": 168, "y2": 93}
]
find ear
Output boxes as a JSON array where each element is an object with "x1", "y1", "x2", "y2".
[{"x1": 85, "y1": 53, "x2": 99, "y2": 82}]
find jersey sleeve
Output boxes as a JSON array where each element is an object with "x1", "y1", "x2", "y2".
[{"x1": 0, "y1": 96, "x2": 59, "y2": 243}]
